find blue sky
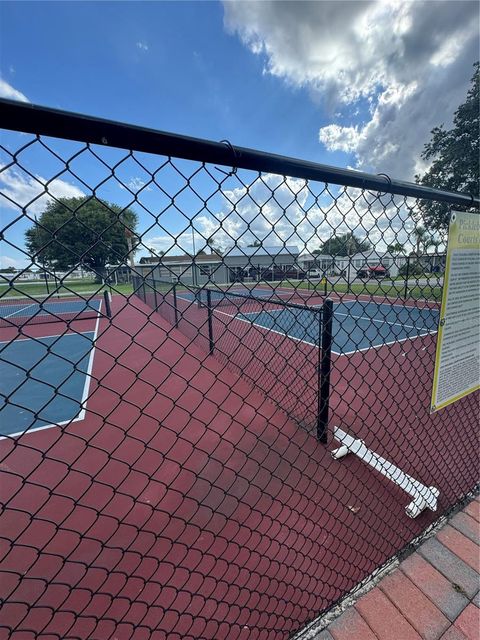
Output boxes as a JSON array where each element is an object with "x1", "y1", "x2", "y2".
[
  {"x1": 1, "y1": 2, "x2": 343, "y2": 160},
  {"x1": 0, "y1": 1, "x2": 478, "y2": 269}
]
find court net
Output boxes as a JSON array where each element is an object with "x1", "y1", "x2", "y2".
[{"x1": 195, "y1": 282, "x2": 326, "y2": 308}]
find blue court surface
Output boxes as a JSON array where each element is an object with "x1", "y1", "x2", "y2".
[
  {"x1": 0, "y1": 332, "x2": 95, "y2": 437},
  {"x1": 0, "y1": 299, "x2": 101, "y2": 319},
  {"x1": 235, "y1": 300, "x2": 439, "y2": 355}
]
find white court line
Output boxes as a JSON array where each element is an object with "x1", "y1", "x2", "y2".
[
  {"x1": 339, "y1": 330, "x2": 437, "y2": 357},
  {"x1": 1, "y1": 332, "x2": 88, "y2": 345},
  {"x1": 333, "y1": 296, "x2": 440, "y2": 315},
  {"x1": 339, "y1": 293, "x2": 441, "y2": 311},
  {"x1": 214, "y1": 304, "x2": 437, "y2": 357},
  {"x1": 241, "y1": 301, "x2": 437, "y2": 332},
  {"x1": 0, "y1": 302, "x2": 102, "y2": 440},
  {"x1": 335, "y1": 310, "x2": 424, "y2": 331},
  {"x1": 214, "y1": 308, "x2": 321, "y2": 349},
  {"x1": 3, "y1": 303, "x2": 37, "y2": 319}
]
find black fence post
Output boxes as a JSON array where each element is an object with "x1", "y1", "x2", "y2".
[
  {"x1": 43, "y1": 266, "x2": 50, "y2": 295},
  {"x1": 403, "y1": 255, "x2": 410, "y2": 299},
  {"x1": 207, "y1": 289, "x2": 214, "y2": 355},
  {"x1": 317, "y1": 299, "x2": 334, "y2": 443},
  {"x1": 324, "y1": 276, "x2": 328, "y2": 297},
  {"x1": 103, "y1": 290, "x2": 112, "y2": 318},
  {"x1": 153, "y1": 280, "x2": 158, "y2": 310},
  {"x1": 197, "y1": 287, "x2": 203, "y2": 309},
  {"x1": 172, "y1": 284, "x2": 179, "y2": 327}
]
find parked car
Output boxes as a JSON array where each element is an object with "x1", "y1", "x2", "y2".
[
  {"x1": 357, "y1": 266, "x2": 389, "y2": 279},
  {"x1": 307, "y1": 269, "x2": 323, "y2": 279},
  {"x1": 249, "y1": 267, "x2": 307, "y2": 281}
]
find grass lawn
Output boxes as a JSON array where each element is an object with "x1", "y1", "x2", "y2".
[
  {"x1": 0, "y1": 279, "x2": 134, "y2": 298},
  {"x1": 327, "y1": 282, "x2": 442, "y2": 302},
  {"x1": 277, "y1": 278, "x2": 442, "y2": 303}
]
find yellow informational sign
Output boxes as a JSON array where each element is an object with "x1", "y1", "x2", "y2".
[{"x1": 431, "y1": 211, "x2": 480, "y2": 412}]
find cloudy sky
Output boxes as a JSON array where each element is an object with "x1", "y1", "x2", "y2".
[{"x1": 0, "y1": 1, "x2": 478, "y2": 268}]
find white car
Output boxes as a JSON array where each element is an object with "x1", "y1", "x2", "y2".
[{"x1": 307, "y1": 269, "x2": 323, "y2": 279}]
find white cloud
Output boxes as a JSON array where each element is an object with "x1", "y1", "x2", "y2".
[
  {"x1": 136, "y1": 41, "x2": 149, "y2": 51},
  {"x1": 0, "y1": 255, "x2": 28, "y2": 270},
  {"x1": 224, "y1": 0, "x2": 479, "y2": 180},
  {"x1": 0, "y1": 166, "x2": 84, "y2": 216},
  {"x1": 319, "y1": 124, "x2": 363, "y2": 154},
  {"x1": 0, "y1": 79, "x2": 29, "y2": 103},
  {"x1": 119, "y1": 176, "x2": 152, "y2": 193},
  {"x1": 144, "y1": 172, "x2": 414, "y2": 256}
]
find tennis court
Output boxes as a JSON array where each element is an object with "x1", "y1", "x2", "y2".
[
  {"x1": 231, "y1": 299, "x2": 440, "y2": 355},
  {"x1": 0, "y1": 294, "x2": 106, "y2": 437},
  {"x1": 0, "y1": 331, "x2": 96, "y2": 437}
]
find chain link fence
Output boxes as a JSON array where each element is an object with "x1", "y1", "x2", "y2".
[{"x1": 0, "y1": 99, "x2": 478, "y2": 639}]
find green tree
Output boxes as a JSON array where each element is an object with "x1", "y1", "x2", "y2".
[
  {"x1": 248, "y1": 240, "x2": 262, "y2": 247},
  {"x1": 25, "y1": 197, "x2": 139, "y2": 280},
  {"x1": 428, "y1": 238, "x2": 443, "y2": 254},
  {"x1": 416, "y1": 62, "x2": 479, "y2": 231},
  {"x1": 207, "y1": 236, "x2": 223, "y2": 255},
  {"x1": 413, "y1": 226, "x2": 427, "y2": 255},
  {"x1": 320, "y1": 232, "x2": 371, "y2": 256},
  {"x1": 413, "y1": 225, "x2": 440, "y2": 255},
  {"x1": 386, "y1": 242, "x2": 405, "y2": 254},
  {"x1": 148, "y1": 247, "x2": 164, "y2": 258}
]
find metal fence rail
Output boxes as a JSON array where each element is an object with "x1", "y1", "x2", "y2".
[{"x1": 0, "y1": 98, "x2": 478, "y2": 640}]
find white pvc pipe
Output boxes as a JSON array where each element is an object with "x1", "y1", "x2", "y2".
[{"x1": 332, "y1": 427, "x2": 439, "y2": 518}]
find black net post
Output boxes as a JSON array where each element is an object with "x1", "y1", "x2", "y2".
[
  {"x1": 43, "y1": 266, "x2": 50, "y2": 295},
  {"x1": 153, "y1": 280, "x2": 158, "y2": 310},
  {"x1": 403, "y1": 255, "x2": 410, "y2": 299},
  {"x1": 172, "y1": 284, "x2": 179, "y2": 327},
  {"x1": 103, "y1": 290, "x2": 112, "y2": 318},
  {"x1": 207, "y1": 289, "x2": 214, "y2": 354},
  {"x1": 317, "y1": 299, "x2": 334, "y2": 443}
]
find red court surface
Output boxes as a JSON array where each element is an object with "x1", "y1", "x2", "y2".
[{"x1": 0, "y1": 294, "x2": 478, "y2": 639}]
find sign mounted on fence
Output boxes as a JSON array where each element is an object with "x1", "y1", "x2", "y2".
[{"x1": 431, "y1": 211, "x2": 480, "y2": 412}]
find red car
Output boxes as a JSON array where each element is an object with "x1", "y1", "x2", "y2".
[{"x1": 357, "y1": 265, "x2": 389, "y2": 279}]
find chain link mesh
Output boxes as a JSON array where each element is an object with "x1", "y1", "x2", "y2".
[{"x1": 0, "y1": 101, "x2": 478, "y2": 639}]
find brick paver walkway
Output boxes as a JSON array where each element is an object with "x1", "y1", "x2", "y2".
[{"x1": 316, "y1": 496, "x2": 480, "y2": 640}]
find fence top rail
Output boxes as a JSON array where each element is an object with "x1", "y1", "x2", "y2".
[{"x1": 1, "y1": 98, "x2": 478, "y2": 208}]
